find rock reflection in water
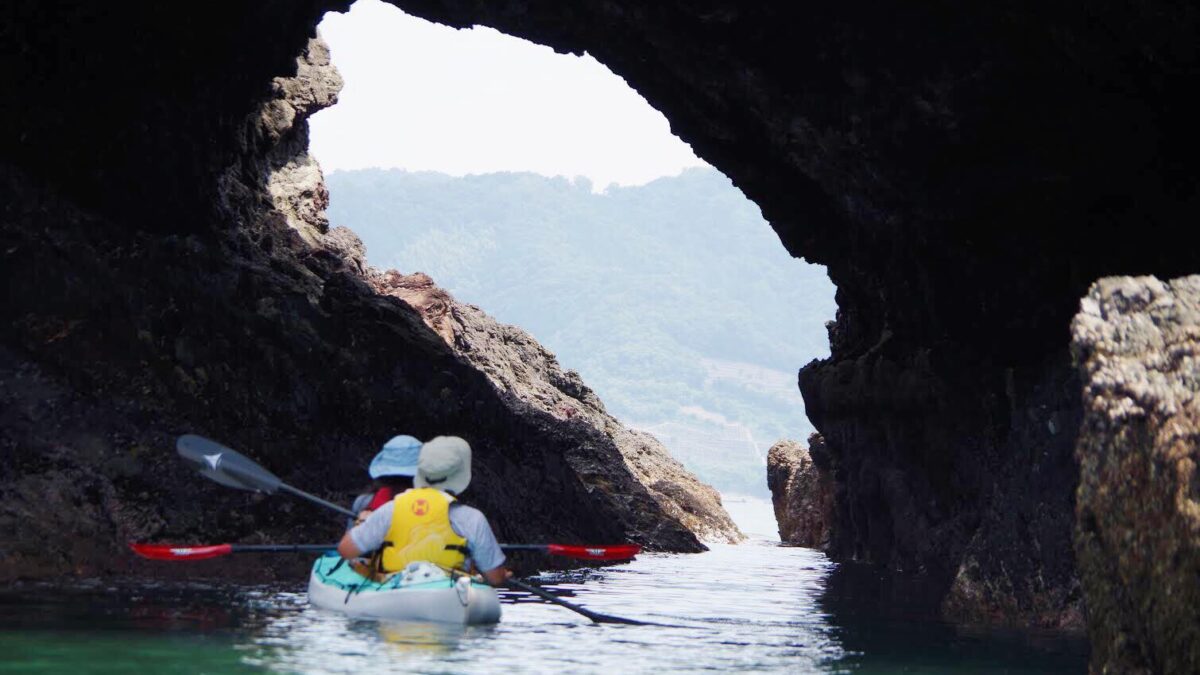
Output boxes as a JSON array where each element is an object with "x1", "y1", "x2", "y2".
[{"x1": 818, "y1": 562, "x2": 1089, "y2": 673}]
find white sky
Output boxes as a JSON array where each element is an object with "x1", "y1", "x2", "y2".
[{"x1": 309, "y1": 0, "x2": 708, "y2": 190}]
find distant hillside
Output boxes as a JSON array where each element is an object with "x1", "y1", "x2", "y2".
[{"x1": 326, "y1": 168, "x2": 837, "y2": 495}]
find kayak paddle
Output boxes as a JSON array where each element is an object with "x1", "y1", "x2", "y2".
[
  {"x1": 130, "y1": 541, "x2": 640, "y2": 562},
  {"x1": 130, "y1": 543, "x2": 653, "y2": 626},
  {"x1": 176, "y1": 434, "x2": 357, "y2": 518},
  {"x1": 502, "y1": 543, "x2": 641, "y2": 561},
  {"x1": 504, "y1": 577, "x2": 650, "y2": 626},
  {"x1": 129, "y1": 542, "x2": 334, "y2": 561},
  {"x1": 173, "y1": 434, "x2": 652, "y2": 625},
  {"x1": 176, "y1": 435, "x2": 641, "y2": 560}
]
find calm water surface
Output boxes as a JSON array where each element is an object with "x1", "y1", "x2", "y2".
[{"x1": 0, "y1": 499, "x2": 1086, "y2": 673}]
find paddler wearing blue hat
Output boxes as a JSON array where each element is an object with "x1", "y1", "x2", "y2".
[
  {"x1": 348, "y1": 435, "x2": 422, "y2": 528},
  {"x1": 338, "y1": 436, "x2": 512, "y2": 586}
]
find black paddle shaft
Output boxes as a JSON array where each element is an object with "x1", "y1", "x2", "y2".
[
  {"x1": 279, "y1": 484, "x2": 356, "y2": 518},
  {"x1": 230, "y1": 544, "x2": 336, "y2": 553},
  {"x1": 505, "y1": 578, "x2": 649, "y2": 626}
]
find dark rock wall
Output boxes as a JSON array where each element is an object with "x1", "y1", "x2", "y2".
[
  {"x1": 4, "y1": 0, "x2": 1200, "y2": 632},
  {"x1": 1, "y1": 2, "x2": 338, "y2": 235}
]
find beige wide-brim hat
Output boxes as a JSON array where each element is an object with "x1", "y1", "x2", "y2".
[{"x1": 414, "y1": 436, "x2": 472, "y2": 495}]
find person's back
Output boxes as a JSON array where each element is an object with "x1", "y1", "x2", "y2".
[{"x1": 337, "y1": 436, "x2": 511, "y2": 586}]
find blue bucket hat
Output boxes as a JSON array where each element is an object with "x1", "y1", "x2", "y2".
[{"x1": 369, "y1": 435, "x2": 422, "y2": 479}]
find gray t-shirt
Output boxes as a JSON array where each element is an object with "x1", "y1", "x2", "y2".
[{"x1": 349, "y1": 499, "x2": 506, "y2": 573}]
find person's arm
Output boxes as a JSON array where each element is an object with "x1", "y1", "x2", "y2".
[
  {"x1": 337, "y1": 530, "x2": 362, "y2": 559},
  {"x1": 346, "y1": 493, "x2": 373, "y2": 531},
  {"x1": 451, "y1": 505, "x2": 510, "y2": 587},
  {"x1": 338, "y1": 501, "x2": 392, "y2": 559},
  {"x1": 482, "y1": 565, "x2": 512, "y2": 587}
]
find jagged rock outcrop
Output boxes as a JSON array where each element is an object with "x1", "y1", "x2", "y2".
[
  {"x1": 263, "y1": 37, "x2": 343, "y2": 245},
  {"x1": 5, "y1": 0, "x2": 1200, "y2": 647},
  {"x1": 1071, "y1": 276, "x2": 1200, "y2": 674},
  {"x1": 371, "y1": 266, "x2": 742, "y2": 543},
  {"x1": 766, "y1": 435, "x2": 833, "y2": 548}
]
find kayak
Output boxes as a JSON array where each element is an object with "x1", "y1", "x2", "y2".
[{"x1": 307, "y1": 553, "x2": 502, "y2": 625}]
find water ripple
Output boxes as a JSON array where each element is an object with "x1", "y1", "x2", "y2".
[{"x1": 0, "y1": 539, "x2": 1086, "y2": 673}]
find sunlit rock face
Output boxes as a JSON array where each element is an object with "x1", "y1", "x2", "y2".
[
  {"x1": 3, "y1": 0, "x2": 1200, "y2": 637},
  {"x1": 767, "y1": 435, "x2": 833, "y2": 549},
  {"x1": 1072, "y1": 276, "x2": 1200, "y2": 675},
  {"x1": 367, "y1": 265, "x2": 744, "y2": 544}
]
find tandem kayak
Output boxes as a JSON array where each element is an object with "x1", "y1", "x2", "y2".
[{"x1": 307, "y1": 553, "x2": 502, "y2": 625}]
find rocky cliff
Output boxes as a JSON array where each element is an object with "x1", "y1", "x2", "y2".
[
  {"x1": 766, "y1": 435, "x2": 833, "y2": 548},
  {"x1": 1072, "y1": 276, "x2": 1200, "y2": 674},
  {"x1": 0, "y1": 33, "x2": 719, "y2": 582},
  {"x1": 367, "y1": 266, "x2": 742, "y2": 544},
  {"x1": 4, "y1": 0, "x2": 1200, "y2": 647}
]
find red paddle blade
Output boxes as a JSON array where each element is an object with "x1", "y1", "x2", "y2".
[
  {"x1": 546, "y1": 544, "x2": 642, "y2": 561},
  {"x1": 128, "y1": 542, "x2": 233, "y2": 561}
]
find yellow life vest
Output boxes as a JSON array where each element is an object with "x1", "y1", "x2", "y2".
[{"x1": 380, "y1": 487, "x2": 468, "y2": 573}]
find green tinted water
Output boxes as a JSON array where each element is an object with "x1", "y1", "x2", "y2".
[{"x1": 0, "y1": 539, "x2": 1086, "y2": 674}]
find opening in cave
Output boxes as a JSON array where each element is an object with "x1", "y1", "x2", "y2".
[{"x1": 308, "y1": 0, "x2": 838, "y2": 530}]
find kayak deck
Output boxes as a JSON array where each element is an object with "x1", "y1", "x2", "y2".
[{"x1": 307, "y1": 554, "x2": 501, "y2": 625}]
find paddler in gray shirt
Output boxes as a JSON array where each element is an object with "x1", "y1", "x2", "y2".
[{"x1": 337, "y1": 436, "x2": 512, "y2": 587}]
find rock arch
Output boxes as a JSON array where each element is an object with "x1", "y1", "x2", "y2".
[{"x1": 5, "y1": 1, "x2": 1199, "y2": 629}]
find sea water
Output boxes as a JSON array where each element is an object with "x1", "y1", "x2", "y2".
[{"x1": 0, "y1": 500, "x2": 1087, "y2": 673}]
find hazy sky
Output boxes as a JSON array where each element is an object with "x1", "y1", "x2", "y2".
[{"x1": 310, "y1": 0, "x2": 709, "y2": 189}]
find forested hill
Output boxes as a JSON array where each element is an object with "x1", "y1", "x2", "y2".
[{"x1": 326, "y1": 168, "x2": 837, "y2": 496}]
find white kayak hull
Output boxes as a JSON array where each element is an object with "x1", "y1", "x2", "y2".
[{"x1": 307, "y1": 555, "x2": 501, "y2": 625}]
